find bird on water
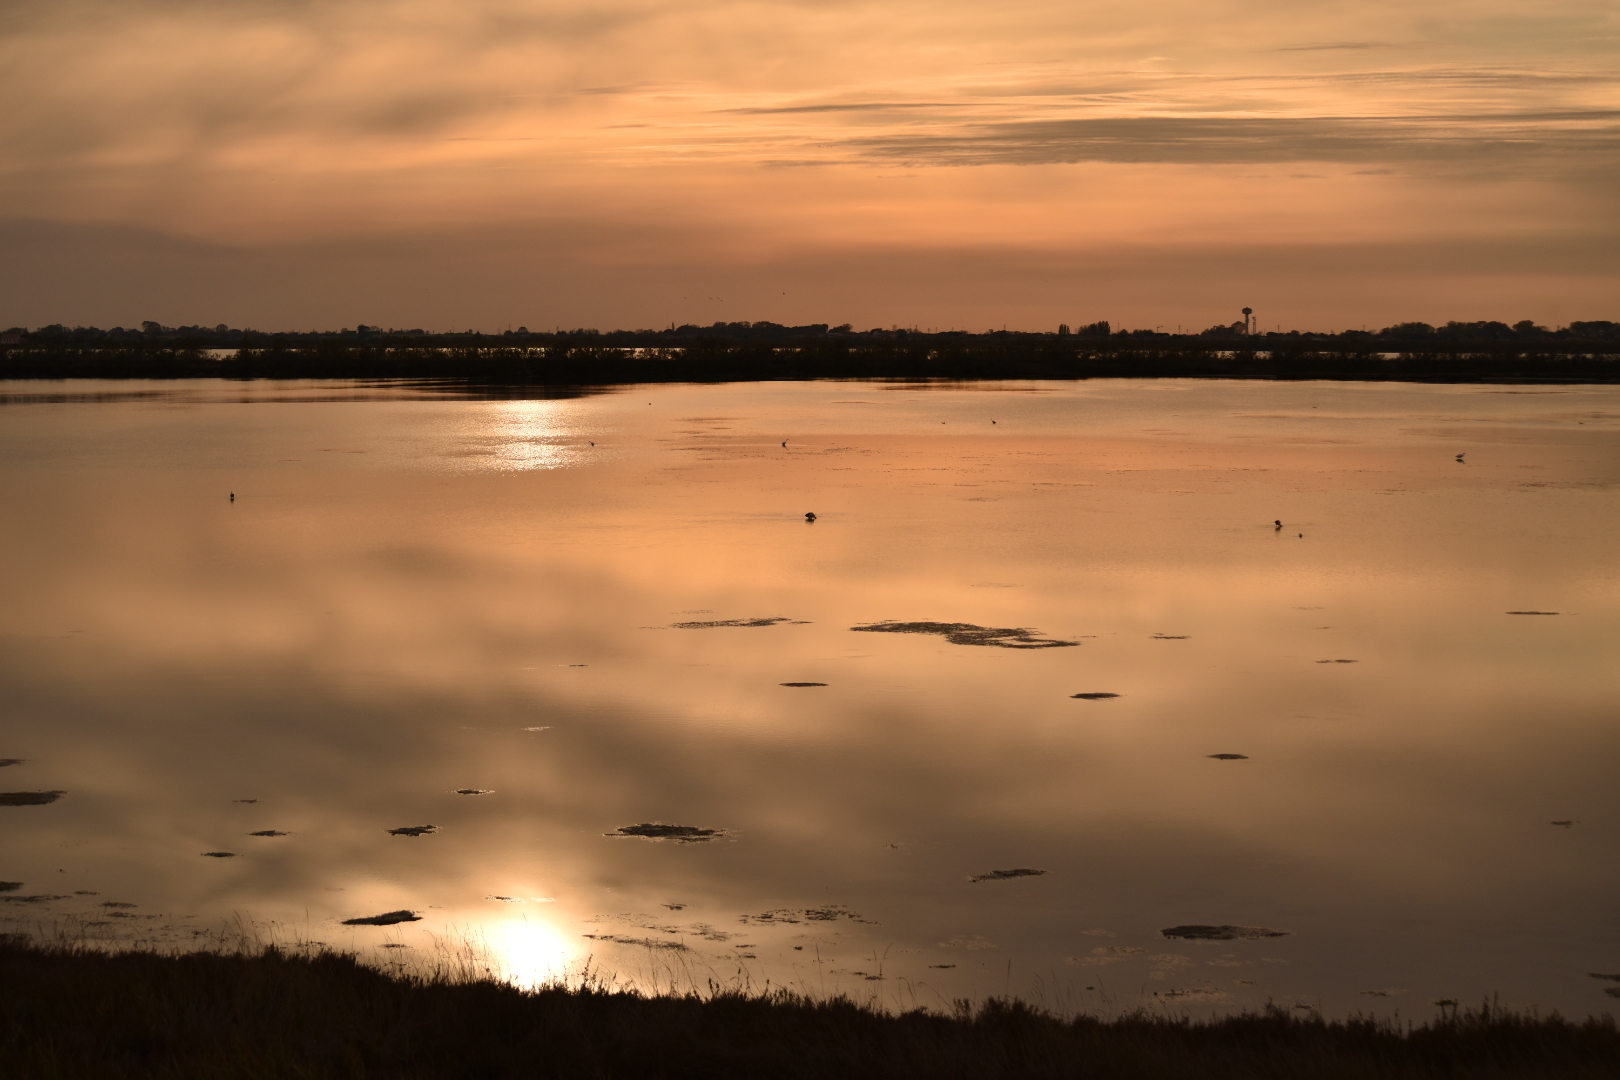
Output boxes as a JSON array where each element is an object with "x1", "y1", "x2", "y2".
[
  {"x1": 805, "y1": 512, "x2": 817, "y2": 522},
  {"x1": 1273, "y1": 519, "x2": 1282, "y2": 530}
]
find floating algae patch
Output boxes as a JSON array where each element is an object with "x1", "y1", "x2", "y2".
[
  {"x1": 588, "y1": 913, "x2": 735, "y2": 942},
  {"x1": 1208, "y1": 754, "x2": 1249, "y2": 760},
  {"x1": 248, "y1": 830, "x2": 290, "y2": 837},
  {"x1": 387, "y1": 825, "x2": 439, "y2": 837},
  {"x1": 0, "y1": 759, "x2": 23, "y2": 767},
  {"x1": 583, "y1": 934, "x2": 691, "y2": 951},
  {"x1": 1067, "y1": 946, "x2": 1146, "y2": 966},
  {"x1": 1316, "y1": 659, "x2": 1358, "y2": 664},
  {"x1": 201, "y1": 852, "x2": 236, "y2": 858},
  {"x1": 1153, "y1": 988, "x2": 1230, "y2": 1003},
  {"x1": 608, "y1": 823, "x2": 729, "y2": 842},
  {"x1": 100, "y1": 902, "x2": 136, "y2": 909},
  {"x1": 1152, "y1": 634, "x2": 1189, "y2": 640},
  {"x1": 0, "y1": 894, "x2": 68, "y2": 904},
  {"x1": 1506, "y1": 611, "x2": 1560, "y2": 615},
  {"x1": 1071, "y1": 692, "x2": 1119, "y2": 700},
  {"x1": 970, "y1": 869, "x2": 1048, "y2": 883},
  {"x1": 851, "y1": 622, "x2": 1078, "y2": 649},
  {"x1": 454, "y1": 789, "x2": 493, "y2": 795},
  {"x1": 0, "y1": 882, "x2": 19, "y2": 893},
  {"x1": 0, "y1": 791, "x2": 64, "y2": 806},
  {"x1": 780, "y1": 682, "x2": 827, "y2": 687},
  {"x1": 670, "y1": 617, "x2": 799, "y2": 629},
  {"x1": 343, "y1": 910, "x2": 421, "y2": 926},
  {"x1": 740, "y1": 905, "x2": 870, "y2": 926},
  {"x1": 1161, "y1": 925, "x2": 1290, "y2": 941}
]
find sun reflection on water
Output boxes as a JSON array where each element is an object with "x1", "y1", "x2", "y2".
[
  {"x1": 452, "y1": 400, "x2": 604, "y2": 472},
  {"x1": 488, "y1": 916, "x2": 578, "y2": 990}
]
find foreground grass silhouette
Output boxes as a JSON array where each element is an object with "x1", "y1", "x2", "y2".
[{"x1": 1, "y1": 942, "x2": 1615, "y2": 1078}]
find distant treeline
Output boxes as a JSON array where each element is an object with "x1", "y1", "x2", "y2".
[{"x1": 3, "y1": 318, "x2": 1618, "y2": 383}]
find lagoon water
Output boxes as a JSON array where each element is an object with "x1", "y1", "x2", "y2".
[{"x1": 1, "y1": 378, "x2": 1617, "y2": 1017}]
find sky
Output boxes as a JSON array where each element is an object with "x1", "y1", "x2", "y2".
[{"x1": 1, "y1": 0, "x2": 1616, "y2": 332}]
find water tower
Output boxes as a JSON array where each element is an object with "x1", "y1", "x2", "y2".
[{"x1": 1241, "y1": 307, "x2": 1254, "y2": 336}]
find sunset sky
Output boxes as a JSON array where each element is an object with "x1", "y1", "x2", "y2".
[{"x1": 2, "y1": 0, "x2": 1616, "y2": 331}]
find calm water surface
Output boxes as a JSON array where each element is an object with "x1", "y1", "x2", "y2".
[{"x1": 1, "y1": 378, "x2": 1617, "y2": 1017}]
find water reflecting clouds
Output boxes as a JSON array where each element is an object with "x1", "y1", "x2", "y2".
[{"x1": 1, "y1": 379, "x2": 1616, "y2": 1015}]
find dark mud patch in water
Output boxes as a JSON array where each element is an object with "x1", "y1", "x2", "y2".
[
  {"x1": 1152, "y1": 634, "x2": 1189, "y2": 640},
  {"x1": 232, "y1": 799, "x2": 258, "y2": 804},
  {"x1": 0, "y1": 759, "x2": 23, "y2": 767},
  {"x1": 970, "y1": 869, "x2": 1048, "y2": 883},
  {"x1": 851, "y1": 622, "x2": 1078, "y2": 649},
  {"x1": 670, "y1": 618, "x2": 802, "y2": 629},
  {"x1": 781, "y1": 682, "x2": 827, "y2": 687},
  {"x1": 248, "y1": 830, "x2": 290, "y2": 837},
  {"x1": 0, "y1": 882, "x2": 20, "y2": 893},
  {"x1": 201, "y1": 852, "x2": 236, "y2": 858},
  {"x1": 454, "y1": 789, "x2": 493, "y2": 795},
  {"x1": 1071, "y1": 692, "x2": 1119, "y2": 700},
  {"x1": 609, "y1": 823, "x2": 728, "y2": 843},
  {"x1": 1315, "y1": 659, "x2": 1358, "y2": 664},
  {"x1": 1, "y1": 894, "x2": 69, "y2": 903},
  {"x1": 387, "y1": 826, "x2": 439, "y2": 837},
  {"x1": 1506, "y1": 611, "x2": 1560, "y2": 615},
  {"x1": 1551, "y1": 820, "x2": 1578, "y2": 828},
  {"x1": 740, "y1": 905, "x2": 870, "y2": 925},
  {"x1": 1208, "y1": 754, "x2": 1249, "y2": 760},
  {"x1": 1161, "y1": 925, "x2": 1290, "y2": 941},
  {"x1": 343, "y1": 910, "x2": 421, "y2": 926},
  {"x1": 0, "y1": 791, "x2": 64, "y2": 806}
]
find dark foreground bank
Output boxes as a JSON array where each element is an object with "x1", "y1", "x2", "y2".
[{"x1": 1, "y1": 944, "x2": 1615, "y2": 1079}]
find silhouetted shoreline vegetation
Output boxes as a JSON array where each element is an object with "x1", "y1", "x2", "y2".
[
  {"x1": 2, "y1": 319, "x2": 1617, "y2": 384},
  {"x1": 1, "y1": 941, "x2": 1616, "y2": 1078}
]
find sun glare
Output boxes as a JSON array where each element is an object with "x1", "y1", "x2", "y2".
[{"x1": 490, "y1": 915, "x2": 577, "y2": 990}]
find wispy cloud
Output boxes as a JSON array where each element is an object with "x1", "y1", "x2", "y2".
[
  {"x1": 837, "y1": 112, "x2": 1620, "y2": 171},
  {"x1": 1273, "y1": 41, "x2": 1416, "y2": 52},
  {"x1": 721, "y1": 103, "x2": 979, "y2": 115}
]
